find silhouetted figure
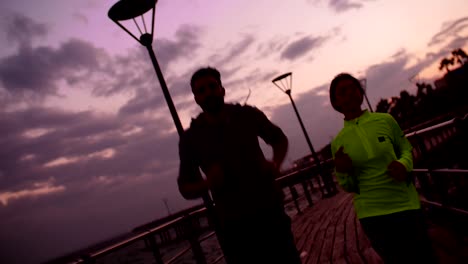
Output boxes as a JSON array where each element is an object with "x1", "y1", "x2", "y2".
[
  {"x1": 329, "y1": 73, "x2": 436, "y2": 264},
  {"x1": 178, "y1": 67, "x2": 301, "y2": 264}
]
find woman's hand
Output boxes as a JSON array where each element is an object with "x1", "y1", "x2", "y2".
[
  {"x1": 387, "y1": 160, "x2": 407, "y2": 182},
  {"x1": 334, "y1": 146, "x2": 353, "y2": 173}
]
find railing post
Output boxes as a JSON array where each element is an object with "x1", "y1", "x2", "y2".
[
  {"x1": 314, "y1": 172, "x2": 326, "y2": 197},
  {"x1": 289, "y1": 185, "x2": 302, "y2": 214},
  {"x1": 301, "y1": 181, "x2": 313, "y2": 207},
  {"x1": 414, "y1": 133, "x2": 436, "y2": 201},
  {"x1": 184, "y1": 214, "x2": 207, "y2": 264},
  {"x1": 148, "y1": 234, "x2": 164, "y2": 264}
]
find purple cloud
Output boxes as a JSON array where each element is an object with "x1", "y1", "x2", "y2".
[
  {"x1": 3, "y1": 13, "x2": 48, "y2": 45},
  {"x1": 308, "y1": 0, "x2": 372, "y2": 13},
  {"x1": 0, "y1": 39, "x2": 105, "y2": 99},
  {"x1": 328, "y1": 0, "x2": 363, "y2": 13},
  {"x1": 280, "y1": 36, "x2": 327, "y2": 61},
  {"x1": 428, "y1": 16, "x2": 468, "y2": 47}
]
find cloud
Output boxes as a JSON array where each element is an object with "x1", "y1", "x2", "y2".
[
  {"x1": 155, "y1": 24, "x2": 204, "y2": 70},
  {"x1": 363, "y1": 34, "x2": 468, "y2": 107},
  {"x1": 90, "y1": 24, "x2": 204, "y2": 98},
  {"x1": 0, "y1": 39, "x2": 106, "y2": 100},
  {"x1": 428, "y1": 16, "x2": 468, "y2": 47},
  {"x1": 280, "y1": 35, "x2": 327, "y2": 61},
  {"x1": 0, "y1": 106, "x2": 179, "y2": 191},
  {"x1": 117, "y1": 87, "x2": 165, "y2": 116},
  {"x1": 0, "y1": 15, "x2": 204, "y2": 105},
  {"x1": 116, "y1": 33, "x2": 256, "y2": 117},
  {"x1": 328, "y1": 0, "x2": 363, "y2": 12},
  {"x1": 256, "y1": 35, "x2": 290, "y2": 59},
  {"x1": 72, "y1": 12, "x2": 89, "y2": 25},
  {"x1": 213, "y1": 34, "x2": 256, "y2": 66},
  {"x1": 2, "y1": 13, "x2": 48, "y2": 46},
  {"x1": 0, "y1": 178, "x2": 65, "y2": 206},
  {"x1": 308, "y1": 0, "x2": 372, "y2": 13}
]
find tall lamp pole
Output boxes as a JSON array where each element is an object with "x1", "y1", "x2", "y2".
[
  {"x1": 272, "y1": 72, "x2": 335, "y2": 196},
  {"x1": 360, "y1": 78, "x2": 374, "y2": 112},
  {"x1": 108, "y1": 0, "x2": 184, "y2": 135},
  {"x1": 107, "y1": 2, "x2": 211, "y2": 263}
]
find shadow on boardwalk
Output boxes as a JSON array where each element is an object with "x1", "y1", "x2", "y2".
[{"x1": 291, "y1": 191, "x2": 467, "y2": 264}]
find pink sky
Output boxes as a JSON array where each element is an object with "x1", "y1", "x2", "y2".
[{"x1": 0, "y1": 0, "x2": 467, "y2": 263}]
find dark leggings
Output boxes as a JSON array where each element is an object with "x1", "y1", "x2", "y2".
[{"x1": 360, "y1": 209, "x2": 437, "y2": 264}]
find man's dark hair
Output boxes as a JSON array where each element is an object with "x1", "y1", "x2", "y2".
[
  {"x1": 329, "y1": 73, "x2": 364, "y2": 112},
  {"x1": 190, "y1": 67, "x2": 222, "y2": 89}
]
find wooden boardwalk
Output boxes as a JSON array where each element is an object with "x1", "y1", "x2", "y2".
[
  {"x1": 290, "y1": 191, "x2": 468, "y2": 264},
  {"x1": 291, "y1": 192, "x2": 382, "y2": 264}
]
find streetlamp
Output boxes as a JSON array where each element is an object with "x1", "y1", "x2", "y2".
[
  {"x1": 108, "y1": 0, "x2": 184, "y2": 135},
  {"x1": 107, "y1": 2, "x2": 210, "y2": 263},
  {"x1": 359, "y1": 78, "x2": 374, "y2": 112},
  {"x1": 272, "y1": 72, "x2": 335, "y2": 196}
]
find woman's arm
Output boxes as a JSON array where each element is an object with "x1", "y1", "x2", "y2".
[
  {"x1": 387, "y1": 114, "x2": 413, "y2": 172},
  {"x1": 332, "y1": 139, "x2": 357, "y2": 193}
]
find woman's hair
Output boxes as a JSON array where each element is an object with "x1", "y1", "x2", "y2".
[{"x1": 329, "y1": 73, "x2": 364, "y2": 112}]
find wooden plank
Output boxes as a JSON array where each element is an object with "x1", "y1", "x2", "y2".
[
  {"x1": 361, "y1": 247, "x2": 383, "y2": 264},
  {"x1": 293, "y1": 195, "x2": 336, "y2": 252},
  {"x1": 304, "y1": 193, "x2": 352, "y2": 264},
  {"x1": 317, "y1": 197, "x2": 352, "y2": 264},
  {"x1": 354, "y1": 214, "x2": 382, "y2": 264},
  {"x1": 356, "y1": 216, "x2": 370, "y2": 252},
  {"x1": 344, "y1": 202, "x2": 363, "y2": 264},
  {"x1": 331, "y1": 200, "x2": 355, "y2": 263},
  {"x1": 294, "y1": 193, "x2": 345, "y2": 263}
]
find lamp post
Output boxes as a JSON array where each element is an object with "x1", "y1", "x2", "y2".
[
  {"x1": 272, "y1": 72, "x2": 335, "y2": 196},
  {"x1": 108, "y1": 0, "x2": 184, "y2": 135},
  {"x1": 360, "y1": 78, "x2": 374, "y2": 112},
  {"x1": 107, "y1": 1, "x2": 209, "y2": 263}
]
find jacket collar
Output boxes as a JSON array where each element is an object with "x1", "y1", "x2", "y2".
[{"x1": 344, "y1": 110, "x2": 370, "y2": 127}]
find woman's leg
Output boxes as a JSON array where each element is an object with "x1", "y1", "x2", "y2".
[{"x1": 360, "y1": 210, "x2": 436, "y2": 264}]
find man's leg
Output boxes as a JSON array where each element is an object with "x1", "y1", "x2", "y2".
[{"x1": 260, "y1": 207, "x2": 301, "y2": 264}]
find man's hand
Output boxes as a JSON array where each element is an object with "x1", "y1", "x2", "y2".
[
  {"x1": 263, "y1": 160, "x2": 281, "y2": 179},
  {"x1": 205, "y1": 164, "x2": 224, "y2": 190},
  {"x1": 334, "y1": 146, "x2": 353, "y2": 173},
  {"x1": 387, "y1": 160, "x2": 407, "y2": 182}
]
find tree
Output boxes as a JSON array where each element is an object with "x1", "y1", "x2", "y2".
[
  {"x1": 388, "y1": 91, "x2": 417, "y2": 129},
  {"x1": 376, "y1": 98, "x2": 390, "y2": 113},
  {"x1": 416, "y1": 82, "x2": 433, "y2": 98},
  {"x1": 439, "y1": 57, "x2": 455, "y2": 73},
  {"x1": 451, "y1": 48, "x2": 468, "y2": 65}
]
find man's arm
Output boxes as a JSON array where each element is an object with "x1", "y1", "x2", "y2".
[
  {"x1": 251, "y1": 106, "x2": 288, "y2": 168},
  {"x1": 177, "y1": 174, "x2": 209, "y2": 200},
  {"x1": 178, "y1": 134, "x2": 208, "y2": 200}
]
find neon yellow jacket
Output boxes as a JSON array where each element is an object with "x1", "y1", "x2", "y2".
[{"x1": 331, "y1": 110, "x2": 420, "y2": 219}]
